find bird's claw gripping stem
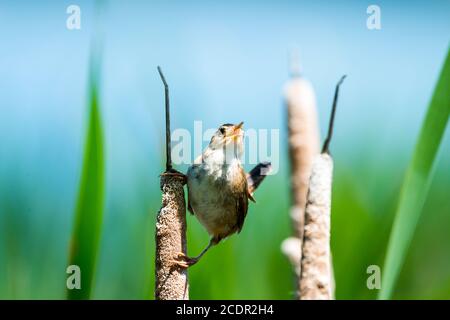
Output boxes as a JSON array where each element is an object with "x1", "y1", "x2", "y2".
[{"x1": 171, "y1": 252, "x2": 199, "y2": 269}]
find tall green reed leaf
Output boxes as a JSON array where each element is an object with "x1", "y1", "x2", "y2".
[
  {"x1": 379, "y1": 48, "x2": 450, "y2": 299},
  {"x1": 67, "y1": 56, "x2": 105, "y2": 300}
]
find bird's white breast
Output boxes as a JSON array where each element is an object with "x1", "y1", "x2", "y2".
[{"x1": 187, "y1": 155, "x2": 241, "y2": 239}]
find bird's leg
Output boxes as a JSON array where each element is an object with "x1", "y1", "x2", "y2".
[{"x1": 173, "y1": 238, "x2": 218, "y2": 268}]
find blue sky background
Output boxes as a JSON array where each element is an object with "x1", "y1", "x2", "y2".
[
  {"x1": 1, "y1": 0, "x2": 449, "y2": 176},
  {"x1": 1, "y1": 0, "x2": 449, "y2": 218}
]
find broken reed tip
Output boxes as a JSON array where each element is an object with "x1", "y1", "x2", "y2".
[
  {"x1": 337, "y1": 74, "x2": 347, "y2": 86},
  {"x1": 157, "y1": 65, "x2": 172, "y2": 172},
  {"x1": 321, "y1": 75, "x2": 347, "y2": 155},
  {"x1": 157, "y1": 66, "x2": 168, "y2": 88}
]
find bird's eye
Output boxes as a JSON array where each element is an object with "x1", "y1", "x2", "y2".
[{"x1": 219, "y1": 127, "x2": 225, "y2": 135}]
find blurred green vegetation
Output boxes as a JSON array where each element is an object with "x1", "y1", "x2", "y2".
[
  {"x1": 380, "y1": 48, "x2": 450, "y2": 299},
  {"x1": 67, "y1": 57, "x2": 105, "y2": 300},
  {"x1": 1, "y1": 152, "x2": 449, "y2": 299}
]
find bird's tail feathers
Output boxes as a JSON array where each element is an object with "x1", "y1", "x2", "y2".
[{"x1": 247, "y1": 162, "x2": 272, "y2": 200}]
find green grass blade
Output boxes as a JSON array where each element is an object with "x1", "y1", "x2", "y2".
[
  {"x1": 379, "y1": 48, "x2": 450, "y2": 299},
  {"x1": 67, "y1": 61, "x2": 105, "y2": 300}
]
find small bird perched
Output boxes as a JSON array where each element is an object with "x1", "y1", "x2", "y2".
[{"x1": 175, "y1": 122, "x2": 271, "y2": 268}]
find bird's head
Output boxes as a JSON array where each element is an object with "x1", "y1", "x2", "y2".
[{"x1": 207, "y1": 122, "x2": 244, "y2": 160}]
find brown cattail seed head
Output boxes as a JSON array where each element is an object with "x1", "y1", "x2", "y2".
[
  {"x1": 155, "y1": 175, "x2": 189, "y2": 300},
  {"x1": 299, "y1": 153, "x2": 334, "y2": 300},
  {"x1": 284, "y1": 77, "x2": 320, "y2": 238}
]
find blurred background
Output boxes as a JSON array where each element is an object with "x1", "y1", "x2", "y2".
[{"x1": 0, "y1": 0, "x2": 449, "y2": 299}]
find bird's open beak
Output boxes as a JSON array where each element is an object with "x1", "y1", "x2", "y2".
[
  {"x1": 234, "y1": 122, "x2": 244, "y2": 131},
  {"x1": 231, "y1": 122, "x2": 244, "y2": 141}
]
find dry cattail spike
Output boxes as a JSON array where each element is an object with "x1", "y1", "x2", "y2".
[
  {"x1": 154, "y1": 67, "x2": 189, "y2": 300},
  {"x1": 299, "y1": 75, "x2": 346, "y2": 300},
  {"x1": 155, "y1": 174, "x2": 188, "y2": 300},
  {"x1": 281, "y1": 54, "x2": 321, "y2": 297},
  {"x1": 299, "y1": 153, "x2": 333, "y2": 299},
  {"x1": 284, "y1": 63, "x2": 321, "y2": 237}
]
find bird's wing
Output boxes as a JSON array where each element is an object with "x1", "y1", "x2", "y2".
[
  {"x1": 246, "y1": 162, "x2": 272, "y2": 201},
  {"x1": 187, "y1": 193, "x2": 194, "y2": 215},
  {"x1": 186, "y1": 164, "x2": 199, "y2": 215},
  {"x1": 236, "y1": 166, "x2": 249, "y2": 233}
]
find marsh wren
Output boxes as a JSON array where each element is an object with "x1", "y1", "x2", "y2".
[{"x1": 175, "y1": 122, "x2": 271, "y2": 268}]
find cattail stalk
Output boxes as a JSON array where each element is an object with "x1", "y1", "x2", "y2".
[
  {"x1": 281, "y1": 58, "x2": 320, "y2": 296},
  {"x1": 299, "y1": 153, "x2": 333, "y2": 299},
  {"x1": 155, "y1": 174, "x2": 188, "y2": 299},
  {"x1": 154, "y1": 67, "x2": 189, "y2": 300},
  {"x1": 299, "y1": 75, "x2": 346, "y2": 300}
]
